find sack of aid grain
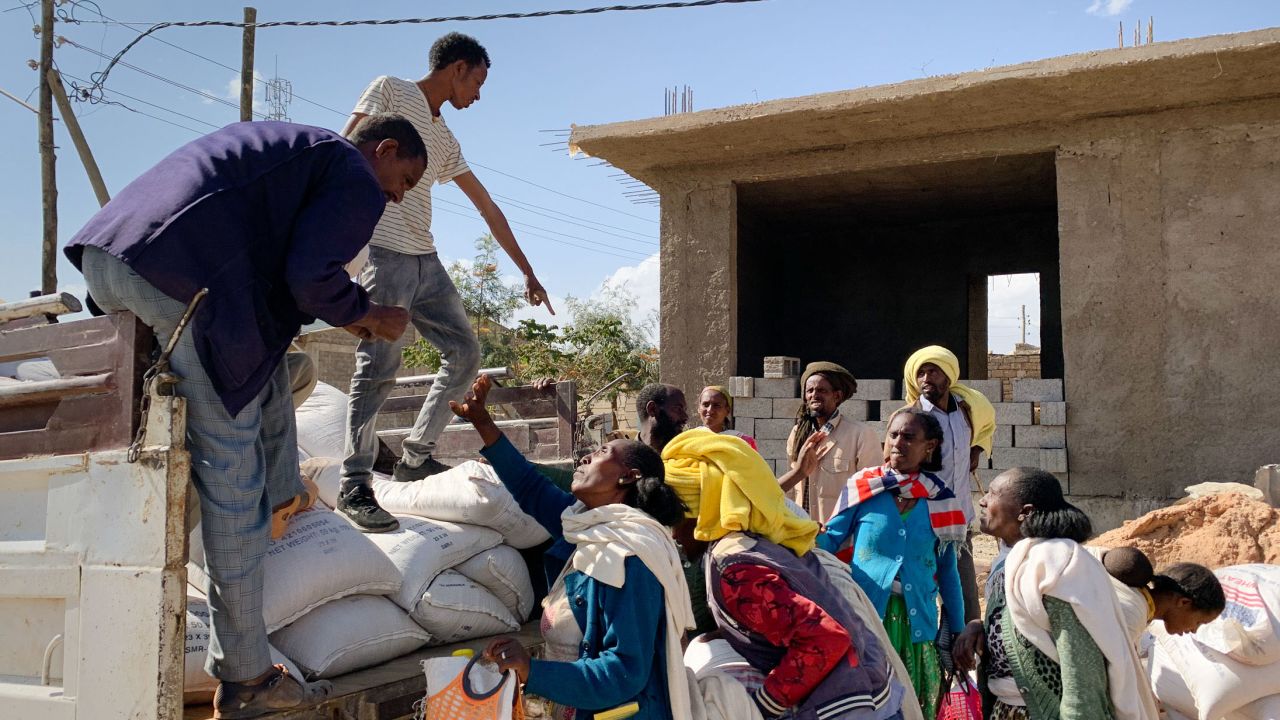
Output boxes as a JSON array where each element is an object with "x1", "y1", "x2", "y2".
[
  {"x1": 365, "y1": 515, "x2": 503, "y2": 612},
  {"x1": 187, "y1": 509, "x2": 401, "y2": 632},
  {"x1": 454, "y1": 545, "x2": 536, "y2": 622},
  {"x1": 1197, "y1": 565, "x2": 1280, "y2": 666},
  {"x1": 294, "y1": 382, "x2": 349, "y2": 461},
  {"x1": 184, "y1": 595, "x2": 323, "y2": 704},
  {"x1": 412, "y1": 570, "x2": 520, "y2": 644},
  {"x1": 302, "y1": 457, "x2": 552, "y2": 549},
  {"x1": 270, "y1": 595, "x2": 430, "y2": 680}
]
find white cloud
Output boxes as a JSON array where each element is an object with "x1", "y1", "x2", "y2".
[
  {"x1": 222, "y1": 72, "x2": 267, "y2": 114},
  {"x1": 594, "y1": 253, "x2": 659, "y2": 341},
  {"x1": 1086, "y1": 0, "x2": 1133, "y2": 17}
]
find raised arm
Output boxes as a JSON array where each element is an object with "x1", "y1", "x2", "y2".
[{"x1": 454, "y1": 171, "x2": 554, "y2": 315}]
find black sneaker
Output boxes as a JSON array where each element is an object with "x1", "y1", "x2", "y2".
[
  {"x1": 391, "y1": 455, "x2": 452, "y2": 482},
  {"x1": 335, "y1": 484, "x2": 399, "y2": 533}
]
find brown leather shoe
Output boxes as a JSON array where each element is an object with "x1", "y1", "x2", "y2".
[{"x1": 213, "y1": 665, "x2": 305, "y2": 719}]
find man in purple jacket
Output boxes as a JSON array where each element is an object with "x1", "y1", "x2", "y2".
[{"x1": 65, "y1": 115, "x2": 421, "y2": 718}]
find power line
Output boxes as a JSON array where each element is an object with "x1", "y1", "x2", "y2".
[
  {"x1": 468, "y1": 161, "x2": 658, "y2": 224},
  {"x1": 442, "y1": 186, "x2": 656, "y2": 246},
  {"x1": 60, "y1": 35, "x2": 268, "y2": 119},
  {"x1": 58, "y1": 68, "x2": 220, "y2": 131},
  {"x1": 61, "y1": 0, "x2": 351, "y2": 118},
  {"x1": 436, "y1": 198, "x2": 650, "y2": 259},
  {"x1": 436, "y1": 206, "x2": 651, "y2": 262},
  {"x1": 485, "y1": 191, "x2": 656, "y2": 243}
]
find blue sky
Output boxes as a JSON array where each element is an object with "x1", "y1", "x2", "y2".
[{"x1": 2, "y1": 0, "x2": 1277, "y2": 351}]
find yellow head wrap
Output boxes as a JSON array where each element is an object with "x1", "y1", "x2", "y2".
[
  {"x1": 701, "y1": 385, "x2": 733, "y2": 418},
  {"x1": 902, "y1": 345, "x2": 997, "y2": 454},
  {"x1": 662, "y1": 428, "x2": 819, "y2": 555}
]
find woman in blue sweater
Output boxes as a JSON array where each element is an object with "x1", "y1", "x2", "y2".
[
  {"x1": 450, "y1": 375, "x2": 693, "y2": 720},
  {"x1": 817, "y1": 408, "x2": 967, "y2": 718}
]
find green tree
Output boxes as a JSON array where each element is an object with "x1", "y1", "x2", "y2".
[{"x1": 402, "y1": 241, "x2": 660, "y2": 416}]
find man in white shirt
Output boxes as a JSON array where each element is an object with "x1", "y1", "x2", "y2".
[
  {"x1": 904, "y1": 345, "x2": 997, "y2": 622},
  {"x1": 337, "y1": 33, "x2": 552, "y2": 532}
]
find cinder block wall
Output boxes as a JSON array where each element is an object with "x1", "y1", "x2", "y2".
[{"x1": 720, "y1": 356, "x2": 1068, "y2": 498}]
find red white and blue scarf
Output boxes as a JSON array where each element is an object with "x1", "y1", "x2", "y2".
[{"x1": 834, "y1": 466, "x2": 968, "y2": 546}]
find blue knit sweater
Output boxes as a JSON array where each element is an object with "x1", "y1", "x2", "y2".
[
  {"x1": 482, "y1": 436, "x2": 673, "y2": 720},
  {"x1": 817, "y1": 493, "x2": 966, "y2": 641}
]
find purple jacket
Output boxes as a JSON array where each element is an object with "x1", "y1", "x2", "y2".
[
  {"x1": 707, "y1": 533, "x2": 903, "y2": 720},
  {"x1": 66, "y1": 121, "x2": 384, "y2": 415}
]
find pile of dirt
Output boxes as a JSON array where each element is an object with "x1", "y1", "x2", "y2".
[{"x1": 1092, "y1": 492, "x2": 1280, "y2": 569}]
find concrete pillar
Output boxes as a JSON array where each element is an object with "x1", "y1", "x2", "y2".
[{"x1": 659, "y1": 183, "x2": 737, "y2": 396}]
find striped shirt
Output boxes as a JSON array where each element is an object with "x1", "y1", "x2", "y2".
[{"x1": 352, "y1": 75, "x2": 470, "y2": 255}]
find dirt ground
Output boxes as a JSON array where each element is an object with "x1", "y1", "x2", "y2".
[{"x1": 972, "y1": 532, "x2": 998, "y2": 614}]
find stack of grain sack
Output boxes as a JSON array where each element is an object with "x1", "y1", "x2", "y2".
[{"x1": 182, "y1": 382, "x2": 546, "y2": 703}]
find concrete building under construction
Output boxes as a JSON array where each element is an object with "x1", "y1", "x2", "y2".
[{"x1": 570, "y1": 28, "x2": 1280, "y2": 525}]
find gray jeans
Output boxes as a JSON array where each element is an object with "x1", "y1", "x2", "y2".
[
  {"x1": 81, "y1": 247, "x2": 301, "y2": 682},
  {"x1": 341, "y1": 246, "x2": 480, "y2": 489}
]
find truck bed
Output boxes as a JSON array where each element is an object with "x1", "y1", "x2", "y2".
[{"x1": 183, "y1": 622, "x2": 542, "y2": 720}]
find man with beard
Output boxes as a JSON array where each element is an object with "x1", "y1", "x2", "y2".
[
  {"x1": 781, "y1": 362, "x2": 882, "y2": 522},
  {"x1": 903, "y1": 345, "x2": 996, "y2": 623},
  {"x1": 635, "y1": 383, "x2": 689, "y2": 453}
]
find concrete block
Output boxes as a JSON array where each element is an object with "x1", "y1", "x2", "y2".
[
  {"x1": 879, "y1": 399, "x2": 908, "y2": 420},
  {"x1": 1041, "y1": 449, "x2": 1068, "y2": 473},
  {"x1": 1039, "y1": 401, "x2": 1067, "y2": 426},
  {"x1": 993, "y1": 403, "x2": 1033, "y2": 425},
  {"x1": 961, "y1": 379, "x2": 1003, "y2": 403},
  {"x1": 1014, "y1": 425, "x2": 1066, "y2": 449},
  {"x1": 976, "y1": 468, "x2": 1003, "y2": 488},
  {"x1": 728, "y1": 376, "x2": 754, "y2": 398},
  {"x1": 1011, "y1": 378, "x2": 1064, "y2": 402},
  {"x1": 851, "y1": 379, "x2": 895, "y2": 401},
  {"x1": 773, "y1": 398, "x2": 802, "y2": 418},
  {"x1": 733, "y1": 417, "x2": 755, "y2": 437},
  {"x1": 735, "y1": 397, "x2": 773, "y2": 419},
  {"x1": 992, "y1": 447, "x2": 1041, "y2": 470},
  {"x1": 756, "y1": 438, "x2": 789, "y2": 463},
  {"x1": 993, "y1": 424, "x2": 1014, "y2": 448},
  {"x1": 838, "y1": 399, "x2": 869, "y2": 421},
  {"x1": 763, "y1": 356, "x2": 800, "y2": 378},
  {"x1": 754, "y1": 418, "x2": 795, "y2": 441},
  {"x1": 977, "y1": 450, "x2": 990, "y2": 469},
  {"x1": 754, "y1": 377, "x2": 799, "y2": 398},
  {"x1": 862, "y1": 421, "x2": 888, "y2": 442}
]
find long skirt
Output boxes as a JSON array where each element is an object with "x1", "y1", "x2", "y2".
[
  {"x1": 883, "y1": 594, "x2": 942, "y2": 719},
  {"x1": 991, "y1": 700, "x2": 1031, "y2": 719}
]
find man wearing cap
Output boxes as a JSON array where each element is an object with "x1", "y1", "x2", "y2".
[
  {"x1": 781, "y1": 361, "x2": 882, "y2": 522},
  {"x1": 902, "y1": 345, "x2": 996, "y2": 623}
]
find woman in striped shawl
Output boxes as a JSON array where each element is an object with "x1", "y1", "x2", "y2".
[{"x1": 817, "y1": 408, "x2": 967, "y2": 718}]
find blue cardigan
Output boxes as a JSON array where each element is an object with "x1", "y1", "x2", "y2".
[
  {"x1": 817, "y1": 493, "x2": 966, "y2": 641},
  {"x1": 481, "y1": 436, "x2": 673, "y2": 720}
]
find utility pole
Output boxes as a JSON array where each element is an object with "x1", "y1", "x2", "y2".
[
  {"x1": 48, "y1": 69, "x2": 110, "y2": 207},
  {"x1": 38, "y1": 0, "x2": 57, "y2": 294},
  {"x1": 240, "y1": 7, "x2": 257, "y2": 121},
  {"x1": 1020, "y1": 304, "x2": 1027, "y2": 345}
]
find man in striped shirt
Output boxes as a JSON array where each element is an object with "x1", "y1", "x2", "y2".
[{"x1": 337, "y1": 32, "x2": 553, "y2": 532}]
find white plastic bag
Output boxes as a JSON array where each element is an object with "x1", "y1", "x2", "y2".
[
  {"x1": 412, "y1": 570, "x2": 520, "y2": 645},
  {"x1": 300, "y1": 458, "x2": 551, "y2": 550},
  {"x1": 365, "y1": 515, "x2": 503, "y2": 612},
  {"x1": 294, "y1": 382, "x2": 349, "y2": 461},
  {"x1": 1150, "y1": 624, "x2": 1280, "y2": 720},
  {"x1": 1197, "y1": 565, "x2": 1280, "y2": 666},
  {"x1": 183, "y1": 594, "x2": 320, "y2": 704},
  {"x1": 188, "y1": 509, "x2": 401, "y2": 632},
  {"x1": 454, "y1": 545, "x2": 536, "y2": 622},
  {"x1": 270, "y1": 594, "x2": 430, "y2": 679},
  {"x1": 422, "y1": 654, "x2": 522, "y2": 720}
]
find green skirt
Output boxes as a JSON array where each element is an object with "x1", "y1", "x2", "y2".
[{"x1": 883, "y1": 593, "x2": 942, "y2": 719}]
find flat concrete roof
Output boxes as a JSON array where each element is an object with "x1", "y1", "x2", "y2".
[{"x1": 570, "y1": 27, "x2": 1280, "y2": 177}]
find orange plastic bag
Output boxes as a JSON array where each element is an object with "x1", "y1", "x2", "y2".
[{"x1": 423, "y1": 654, "x2": 525, "y2": 720}]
